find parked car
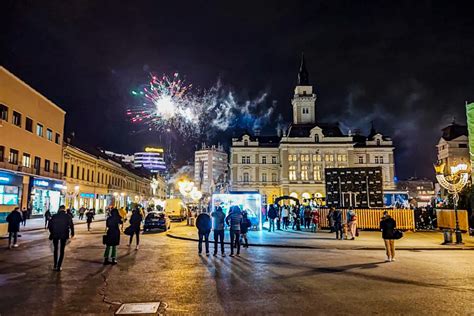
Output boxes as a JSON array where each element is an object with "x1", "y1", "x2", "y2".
[{"x1": 144, "y1": 211, "x2": 171, "y2": 232}]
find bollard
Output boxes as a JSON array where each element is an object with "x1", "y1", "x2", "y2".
[{"x1": 442, "y1": 229, "x2": 453, "y2": 244}]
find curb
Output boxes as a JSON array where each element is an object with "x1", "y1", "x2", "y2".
[
  {"x1": 20, "y1": 219, "x2": 106, "y2": 233},
  {"x1": 166, "y1": 233, "x2": 474, "y2": 251}
]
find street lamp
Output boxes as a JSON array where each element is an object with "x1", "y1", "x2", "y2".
[{"x1": 434, "y1": 162, "x2": 469, "y2": 244}]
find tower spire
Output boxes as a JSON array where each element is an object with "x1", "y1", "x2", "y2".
[{"x1": 297, "y1": 52, "x2": 309, "y2": 86}]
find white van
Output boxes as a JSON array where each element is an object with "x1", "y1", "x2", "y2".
[{"x1": 164, "y1": 198, "x2": 187, "y2": 221}]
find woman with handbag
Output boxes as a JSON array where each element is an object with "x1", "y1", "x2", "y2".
[
  {"x1": 104, "y1": 208, "x2": 122, "y2": 265},
  {"x1": 380, "y1": 211, "x2": 397, "y2": 262}
]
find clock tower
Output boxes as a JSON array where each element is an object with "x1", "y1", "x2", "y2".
[{"x1": 292, "y1": 53, "x2": 317, "y2": 124}]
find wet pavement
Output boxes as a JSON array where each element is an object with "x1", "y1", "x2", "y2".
[{"x1": 0, "y1": 222, "x2": 474, "y2": 315}]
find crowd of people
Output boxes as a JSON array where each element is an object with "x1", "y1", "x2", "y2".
[{"x1": 4, "y1": 201, "x2": 400, "y2": 271}]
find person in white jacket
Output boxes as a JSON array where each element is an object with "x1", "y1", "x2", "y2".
[{"x1": 281, "y1": 205, "x2": 290, "y2": 230}]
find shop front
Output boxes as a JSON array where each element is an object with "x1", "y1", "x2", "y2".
[
  {"x1": 0, "y1": 171, "x2": 24, "y2": 235},
  {"x1": 30, "y1": 178, "x2": 66, "y2": 215}
]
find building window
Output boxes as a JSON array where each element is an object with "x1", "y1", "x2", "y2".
[
  {"x1": 272, "y1": 156, "x2": 277, "y2": 164},
  {"x1": 271, "y1": 173, "x2": 277, "y2": 182},
  {"x1": 45, "y1": 159, "x2": 50, "y2": 172},
  {"x1": 289, "y1": 165, "x2": 297, "y2": 181},
  {"x1": 12, "y1": 111, "x2": 21, "y2": 127},
  {"x1": 9, "y1": 149, "x2": 19, "y2": 165},
  {"x1": 243, "y1": 172, "x2": 249, "y2": 183},
  {"x1": 25, "y1": 117, "x2": 33, "y2": 132},
  {"x1": 288, "y1": 154, "x2": 297, "y2": 162},
  {"x1": 55, "y1": 133, "x2": 61, "y2": 145},
  {"x1": 53, "y1": 162, "x2": 59, "y2": 174},
  {"x1": 0, "y1": 104, "x2": 7, "y2": 121},
  {"x1": 91, "y1": 171, "x2": 94, "y2": 182},
  {"x1": 64, "y1": 163, "x2": 68, "y2": 176},
  {"x1": 244, "y1": 140, "x2": 249, "y2": 146},
  {"x1": 70, "y1": 164, "x2": 74, "y2": 178},
  {"x1": 376, "y1": 139, "x2": 381, "y2": 146},
  {"x1": 358, "y1": 156, "x2": 364, "y2": 164},
  {"x1": 374, "y1": 156, "x2": 379, "y2": 164},
  {"x1": 87, "y1": 169, "x2": 90, "y2": 181},
  {"x1": 34, "y1": 157, "x2": 41, "y2": 170},
  {"x1": 301, "y1": 165, "x2": 309, "y2": 180},
  {"x1": 46, "y1": 129, "x2": 53, "y2": 141},
  {"x1": 76, "y1": 166, "x2": 80, "y2": 179},
  {"x1": 262, "y1": 173, "x2": 267, "y2": 182},
  {"x1": 0, "y1": 146, "x2": 4, "y2": 162},
  {"x1": 313, "y1": 154, "x2": 322, "y2": 162},
  {"x1": 302, "y1": 108, "x2": 309, "y2": 114},
  {"x1": 262, "y1": 156, "x2": 266, "y2": 164},
  {"x1": 246, "y1": 156, "x2": 250, "y2": 164},
  {"x1": 337, "y1": 154, "x2": 347, "y2": 162},
  {"x1": 22, "y1": 153, "x2": 31, "y2": 168},
  {"x1": 459, "y1": 143, "x2": 468, "y2": 148},
  {"x1": 379, "y1": 156, "x2": 384, "y2": 163},
  {"x1": 82, "y1": 168, "x2": 85, "y2": 180},
  {"x1": 313, "y1": 165, "x2": 321, "y2": 181},
  {"x1": 36, "y1": 123, "x2": 43, "y2": 137},
  {"x1": 325, "y1": 154, "x2": 334, "y2": 162}
]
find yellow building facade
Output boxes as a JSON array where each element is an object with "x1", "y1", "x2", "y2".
[
  {"x1": 63, "y1": 144, "x2": 165, "y2": 211},
  {"x1": 0, "y1": 67, "x2": 66, "y2": 234}
]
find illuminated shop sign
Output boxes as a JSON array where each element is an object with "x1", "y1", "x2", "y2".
[
  {"x1": 80, "y1": 193, "x2": 95, "y2": 199},
  {"x1": 34, "y1": 180, "x2": 49, "y2": 187},
  {"x1": 144, "y1": 147, "x2": 164, "y2": 153},
  {"x1": 53, "y1": 184, "x2": 67, "y2": 190},
  {"x1": 0, "y1": 176, "x2": 10, "y2": 183}
]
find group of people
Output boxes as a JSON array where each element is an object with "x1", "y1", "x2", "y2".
[
  {"x1": 195, "y1": 205, "x2": 252, "y2": 257},
  {"x1": 326, "y1": 207, "x2": 358, "y2": 240},
  {"x1": 267, "y1": 204, "x2": 321, "y2": 232}
]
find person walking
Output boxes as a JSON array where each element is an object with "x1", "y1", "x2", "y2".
[
  {"x1": 304, "y1": 206, "x2": 312, "y2": 230},
  {"x1": 78, "y1": 206, "x2": 85, "y2": 220},
  {"x1": 119, "y1": 207, "x2": 127, "y2": 232},
  {"x1": 281, "y1": 204, "x2": 289, "y2": 230},
  {"x1": 327, "y1": 208, "x2": 335, "y2": 233},
  {"x1": 104, "y1": 208, "x2": 122, "y2": 265},
  {"x1": 292, "y1": 206, "x2": 301, "y2": 231},
  {"x1": 48, "y1": 205, "x2": 75, "y2": 271},
  {"x1": 196, "y1": 210, "x2": 212, "y2": 255},
  {"x1": 21, "y1": 207, "x2": 28, "y2": 227},
  {"x1": 240, "y1": 211, "x2": 252, "y2": 248},
  {"x1": 380, "y1": 211, "x2": 397, "y2": 262},
  {"x1": 211, "y1": 206, "x2": 226, "y2": 256},
  {"x1": 6, "y1": 207, "x2": 22, "y2": 249},
  {"x1": 225, "y1": 205, "x2": 243, "y2": 257},
  {"x1": 44, "y1": 209, "x2": 52, "y2": 230},
  {"x1": 311, "y1": 208, "x2": 320, "y2": 233},
  {"x1": 347, "y1": 208, "x2": 358, "y2": 240},
  {"x1": 127, "y1": 208, "x2": 143, "y2": 250},
  {"x1": 267, "y1": 204, "x2": 277, "y2": 232},
  {"x1": 332, "y1": 208, "x2": 343, "y2": 240},
  {"x1": 86, "y1": 209, "x2": 94, "y2": 231}
]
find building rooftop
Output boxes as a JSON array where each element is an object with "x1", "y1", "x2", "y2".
[{"x1": 441, "y1": 122, "x2": 468, "y2": 141}]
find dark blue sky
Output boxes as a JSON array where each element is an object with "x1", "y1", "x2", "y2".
[{"x1": 2, "y1": 0, "x2": 474, "y2": 178}]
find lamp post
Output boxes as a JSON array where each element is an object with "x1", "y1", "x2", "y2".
[{"x1": 434, "y1": 162, "x2": 469, "y2": 244}]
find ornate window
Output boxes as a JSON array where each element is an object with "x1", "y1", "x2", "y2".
[
  {"x1": 289, "y1": 165, "x2": 297, "y2": 181},
  {"x1": 301, "y1": 165, "x2": 309, "y2": 180},
  {"x1": 313, "y1": 165, "x2": 321, "y2": 181}
]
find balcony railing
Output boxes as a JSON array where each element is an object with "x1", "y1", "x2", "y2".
[{"x1": 0, "y1": 159, "x2": 62, "y2": 180}]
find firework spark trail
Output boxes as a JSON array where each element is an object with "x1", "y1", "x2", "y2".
[{"x1": 127, "y1": 73, "x2": 282, "y2": 139}]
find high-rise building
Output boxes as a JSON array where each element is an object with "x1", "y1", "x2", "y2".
[
  {"x1": 194, "y1": 144, "x2": 228, "y2": 194},
  {"x1": 230, "y1": 55, "x2": 396, "y2": 205}
]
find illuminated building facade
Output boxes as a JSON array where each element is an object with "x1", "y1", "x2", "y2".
[{"x1": 230, "y1": 56, "x2": 396, "y2": 205}]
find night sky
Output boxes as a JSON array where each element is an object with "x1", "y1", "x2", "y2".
[{"x1": 2, "y1": 1, "x2": 474, "y2": 179}]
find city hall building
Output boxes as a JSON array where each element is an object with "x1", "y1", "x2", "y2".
[{"x1": 230, "y1": 56, "x2": 396, "y2": 205}]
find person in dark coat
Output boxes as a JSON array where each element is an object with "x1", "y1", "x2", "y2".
[
  {"x1": 21, "y1": 207, "x2": 28, "y2": 226},
  {"x1": 211, "y1": 206, "x2": 226, "y2": 256},
  {"x1": 267, "y1": 205, "x2": 277, "y2": 232},
  {"x1": 48, "y1": 205, "x2": 75, "y2": 271},
  {"x1": 6, "y1": 207, "x2": 23, "y2": 249},
  {"x1": 240, "y1": 212, "x2": 252, "y2": 248},
  {"x1": 44, "y1": 209, "x2": 52, "y2": 229},
  {"x1": 380, "y1": 211, "x2": 397, "y2": 262},
  {"x1": 332, "y1": 208, "x2": 343, "y2": 240},
  {"x1": 196, "y1": 211, "x2": 212, "y2": 255},
  {"x1": 104, "y1": 208, "x2": 122, "y2": 265},
  {"x1": 128, "y1": 208, "x2": 143, "y2": 250},
  {"x1": 86, "y1": 209, "x2": 95, "y2": 231}
]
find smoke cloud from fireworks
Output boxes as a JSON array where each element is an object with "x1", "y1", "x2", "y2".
[{"x1": 127, "y1": 73, "x2": 280, "y2": 140}]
